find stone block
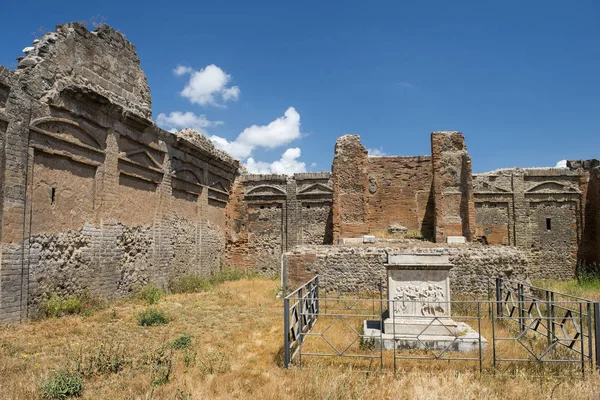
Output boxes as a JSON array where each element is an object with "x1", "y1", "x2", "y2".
[
  {"x1": 362, "y1": 235, "x2": 376, "y2": 243},
  {"x1": 446, "y1": 236, "x2": 467, "y2": 244}
]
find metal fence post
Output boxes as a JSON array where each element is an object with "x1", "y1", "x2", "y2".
[
  {"x1": 495, "y1": 278, "x2": 503, "y2": 317},
  {"x1": 315, "y1": 276, "x2": 320, "y2": 316},
  {"x1": 518, "y1": 283, "x2": 525, "y2": 333},
  {"x1": 283, "y1": 296, "x2": 290, "y2": 368},
  {"x1": 594, "y1": 303, "x2": 600, "y2": 370},
  {"x1": 546, "y1": 290, "x2": 551, "y2": 348}
]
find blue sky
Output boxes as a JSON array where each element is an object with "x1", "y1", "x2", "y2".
[{"x1": 1, "y1": 1, "x2": 599, "y2": 173}]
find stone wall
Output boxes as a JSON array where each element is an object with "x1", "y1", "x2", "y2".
[
  {"x1": 0, "y1": 23, "x2": 240, "y2": 322},
  {"x1": 225, "y1": 172, "x2": 333, "y2": 274},
  {"x1": 473, "y1": 163, "x2": 599, "y2": 278},
  {"x1": 283, "y1": 244, "x2": 529, "y2": 296}
]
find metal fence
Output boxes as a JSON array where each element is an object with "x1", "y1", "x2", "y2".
[{"x1": 283, "y1": 276, "x2": 600, "y2": 374}]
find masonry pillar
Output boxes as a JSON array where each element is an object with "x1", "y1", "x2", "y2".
[
  {"x1": 511, "y1": 172, "x2": 529, "y2": 248},
  {"x1": 0, "y1": 78, "x2": 33, "y2": 323},
  {"x1": 331, "y1": 134, "x2": 369, "y2": 242},
  {"x1": 285, "y1": 178, "x2": 301, "y2": 251},
  {"x1": 431, "y1": 131, "x2": 476, "y2": 243}
]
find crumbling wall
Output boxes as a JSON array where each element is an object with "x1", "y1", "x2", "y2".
[
  {"x1": 473, "y1": 165, "x2": 594, "y2": 278},
  {"x1": 0, "y1": 23, "x2": 239, "y2": 322},
  {"x1": 283, "y1": 244, "x2": 529, "y2": 296},
  {"x1": 576, "y1": 162, "x2": 600, "y2": 268},
  {"x1": 225, "y1": 172, "x2": 333, "y2": 274}
]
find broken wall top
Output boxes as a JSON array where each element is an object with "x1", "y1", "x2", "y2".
[{"x1": 14, "y1": 22, "x2": 152, "y2": 120}]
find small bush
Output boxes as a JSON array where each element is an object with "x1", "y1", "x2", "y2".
[
  {"x1": 136, "y1": 283, "x2": 164, "y2": 305},
  {"x1": 40, "y1": 370, "x2": 83, "y2": 399},
  {"x1": 169, "y1": 275, "x2": 212, "y2": 294},
  {"x1": 44, "y1": 295, "x2": 82, "y2": 318},
  {"x1": 171, "y1": 333, "x2": 192, "y2": 350},
  {"x1": 136, "y1": 308, "x2": 169, "y2": 326},
  {"x1": 198, "y1": 349, "x2": 230, "y2": 377},
  {"x1": 169, "y1": 269, "x2": 250, "y2": 294},
  {"x1": 72, "y1": 341, "x2": 130, "y2": 377},
  {"x1": 404, "y1": 229, "x2": 424, "y2": 239},
  {"x1": 148, "y1": 347, "x2": 173, "y2": 386}
]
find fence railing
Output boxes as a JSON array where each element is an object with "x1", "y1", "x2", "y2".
[{"x1": 283, "y1": 275, "x2": 600, "y2": 374}]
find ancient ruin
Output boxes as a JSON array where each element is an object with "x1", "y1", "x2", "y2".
[{"x1": 0, "y1": 22, "x2": 598, "y2": 323}]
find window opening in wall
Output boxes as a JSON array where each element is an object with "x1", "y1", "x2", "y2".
[
  {"x1": 546, "y1": 218, "x2": 551, "y2": 231},
  {"x1": 50, "y1": 187, "x2": 56, "y2": 205},
  {"x1": 260, "y1": 205, "x2": 265, "y2": 209}
]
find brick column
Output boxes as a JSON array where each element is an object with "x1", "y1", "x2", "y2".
[
  {"x1": 431, "y1": 131, "x2": 476, "y2": 243},
  {"x1": 331, "y1": 135, "x2": 369, "y2": 242},
  {"x1": 0, "y1": 81, "x2": 33, "y2": 322}
]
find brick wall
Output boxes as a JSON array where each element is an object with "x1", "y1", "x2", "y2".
[
  {"x1": 367, "y1": 156, "x2": 434, "y2": 239},
  {"x1": 0, "y1": 23, "x2": 240, "y2": 322}
]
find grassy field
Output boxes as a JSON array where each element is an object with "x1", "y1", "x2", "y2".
[{"x1": 0, "y1": 278, "x2": 599, "y2": 399}]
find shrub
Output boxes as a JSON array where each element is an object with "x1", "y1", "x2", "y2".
[
  {"x1": 72, "y1": 341, "x2": 130, "y2": 376},
  {"x1": 171, "y1": 333, "x2": 192, "y2": 350},
  {"x1": 198, "y1": 349, "x2": 230, "y2": 377},
  {"x1": 149, "y1": 347, "x2": 173, "y2": 386},
  {"x1": 136, "y1": 283, "x2": 164, "y2": 305},
  {"x1": 40, "y1": 370, "x2": 83, "y2": 399},
  {"x1": 136, "y1": 308, "x2": 169, "y2": 326},
  {"x1": 44, "y1": 294, "x2": 82, "y2": 318},
  {"x1": 169, "y1": 269, "x2": 250, "y2": 294},
  {"x1": 169, "y1": 275, "x2": 212, "y2": 294}
]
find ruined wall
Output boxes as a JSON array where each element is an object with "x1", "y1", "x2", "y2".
[
  {"x1": 225, "y1": 172, "x2": 333, "y2": 274},
  {"x1": 431, "y1": 131, "x2": 476, "y2": 242},
  {"x1": 331, "y1": 136, "x2": 436, "y2": 241},
  {"x1": 367, "y1": 156, "x2": 434, "y2": 239},
  {"x1": 283, "y1": 244, "x2": 529, "y2": 296},
  {"x1": 0, "y1": 23, "x2": 239, "y2": 322},
  {"x1": 331, "y1": 135, "x2": 369, "y2": 241},
  {"x1": 576, "y1": 162, "x2": 600, "y2": 268},
  {"x1": 473, "y1": 165, "x2": 593, "y2": 278}
]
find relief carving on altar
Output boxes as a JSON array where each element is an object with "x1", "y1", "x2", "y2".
[{"x1": 392, "y1": 283, "x2": 446, "y2": 317}]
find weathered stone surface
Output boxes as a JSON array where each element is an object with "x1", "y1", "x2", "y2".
[
  {"x1": 225, "y1": 172, "x2": 333, "y2": 274},
  {"x1": 283, "y1": 244, "x2": 529, "y2": 296},
  {"x1": 0, "y1": 23, "x2": 240, "y2": 322},
  {"x1": 1, "y1": 21, "x2": 598, "y2": 324}
]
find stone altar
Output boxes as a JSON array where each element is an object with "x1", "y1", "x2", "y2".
[{"x1": 364, "y1": 251, "x2": 486, "y2": 351}]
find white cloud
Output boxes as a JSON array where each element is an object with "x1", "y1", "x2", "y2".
[
  {"x1": 237, "y1": 107, "x2": 301, "y2": 149},
  {"x1": 209, "y1": 107, "x2": 302, "y2": 160},
  {"x1": 173, "y1": 65, "x2": 192, "y2": 76},
  {"x1": 555, "y1": 160, "x2": 568, "y2": 168},
  {"x1": 367, "y1": 148, "x2": 387, "y2": 157},
  {"x1": 208, "y1": 135, "x2": 254, "y2": 160},
  {"x1": 245, "y1": 148, "x2": 307, "y2": 175},
  {"x1": 180, "y1": 64, "x2": 240, "y2": 106},
  {"x1": 156, "y1": 111, "x2": 223, "y2": 134}
]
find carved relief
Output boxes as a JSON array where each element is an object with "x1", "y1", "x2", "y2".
[
  {"x1": 526, "y1": 181, "x2": 579, "y2": 194},
  {"x1": 368, "y1": 176, "x2": 378, "y2": 194},
  {"x1": 393, "y1": 283, "x2": 446, "y2": 316}
]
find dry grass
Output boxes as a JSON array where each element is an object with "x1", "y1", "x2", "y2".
[
  {"x1": 531, "y1": 278, "x2": 600, "y2": 302},
  {"x1": 0, "y1": 279, "x2": 598, "y2": 399},
  {"x1": 369, "y1": 229, "x2": 425, "y2": 240}
]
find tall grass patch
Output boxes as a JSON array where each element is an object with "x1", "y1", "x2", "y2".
[{"x1": 40, "y1": 370, "x2": 83, "y2": 399}]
